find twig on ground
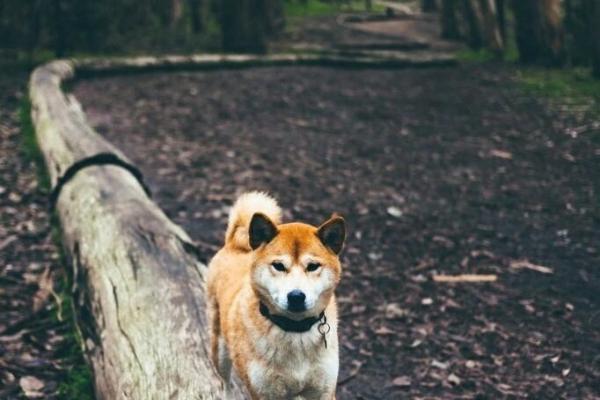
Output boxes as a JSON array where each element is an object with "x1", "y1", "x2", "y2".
[
  {"x1": 433, "y1": 274, "x2": 497, "y2": 283},
  {"x1": 509, "y1": 260, "x2": 553, "y2": 274},
  {"x1": 338, "y1": 360, "x2": 363, "y2": 386}
]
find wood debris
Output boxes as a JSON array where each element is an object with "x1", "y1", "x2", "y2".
[
  {"x1": 433, "y1": 274, "x2": 497, "y2": 282},
  {"x1": 510, "y1": 260, "x2": 554, "y2": 274}
]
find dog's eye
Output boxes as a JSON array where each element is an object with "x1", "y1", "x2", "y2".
[
  {"x1": 271, "y1": 262, "x2": 286, "y2": 272},
  {"x1": 307, "y1": 262, "x2": 321, "y2": 272}
]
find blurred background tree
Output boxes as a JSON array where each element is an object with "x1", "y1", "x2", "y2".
[
  {"x1": 0, "y1": 0, "x2": 599, "y2": 78},
  {"x1": 437, "y1": 0, "x2": 599, "y2": 77}
]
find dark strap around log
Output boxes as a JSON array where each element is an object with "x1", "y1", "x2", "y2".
[{"x1": 49, "y1": 152, "x2": 151, "y2": 210}]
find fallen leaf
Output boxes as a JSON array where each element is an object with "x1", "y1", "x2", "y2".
[
  {"x1": 374, "y1": 326, "x2": 394, "y2": 335},
  {"x1": 431, "y1": 359, "x2": 449, "y2": 370},
  {"x1": 489, "y1": 149, "x2": 513, "y2": 159},
  {"x1": 19, "y1": 376, "x2": 44, "y2": 398},
  {"x1": 386, "y1": 206, "x2": 403, "y2": 218},
  {"x1": 384, "y1": 303, "x2": 407, "y2": 319},
  {"x1": 447, "y1": 373, "x2": 461, "y2": 385},
  {"x1": 391, "y1": 375, "x2": 411, "y2": 387},
  {"x1": 8, "y1": 192, "x2": 22, "y2": 203}
]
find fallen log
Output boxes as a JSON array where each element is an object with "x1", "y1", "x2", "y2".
[
  {"x1": 71, "y1": 52, "x2": 456, "y2": 77},
  {"x1": 29, "y1": 52, "x2": 456, "y2": 399},
  {"x1": 30, "y1": 60, "x2": 245, "y2": 399}
]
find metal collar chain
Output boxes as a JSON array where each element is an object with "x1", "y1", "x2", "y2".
[{"x1": 317, "y1": 314, "x2": 331, "y2": 348}]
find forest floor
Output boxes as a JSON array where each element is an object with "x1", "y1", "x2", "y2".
[
  {"x1": 0, "y1": 73, "x2": 91, "y2": 398},
  {"x1": 0, "y1": 9, "x2": 598, "y2": 400},
  {"x1": 71, "y1": 15, "x2": 600, "y2": 400}
]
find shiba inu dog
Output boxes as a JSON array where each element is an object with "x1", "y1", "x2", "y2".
[{"x1": 206, "y1": 191, "x2": 346, "y2": 399}]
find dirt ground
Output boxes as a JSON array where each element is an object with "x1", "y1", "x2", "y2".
[
  {"x1": 73, "y1": 59, "x2": 600, "y2": 398},
  {"x1": 271, "y1": 14, "x2": 461, "y2": 53},
  {"x1": 0, "y1": 73, "x2": 87, "y2": 398}
]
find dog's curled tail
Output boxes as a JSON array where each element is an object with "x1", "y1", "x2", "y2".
[{"x1": 225, "y1": 191, "x2": 282, "y2": 251}]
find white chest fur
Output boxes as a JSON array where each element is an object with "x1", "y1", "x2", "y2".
[{"x1": 247, "y1": 324, "x2": 339, "y2": 399}]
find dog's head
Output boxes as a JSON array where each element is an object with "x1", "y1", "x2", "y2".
[{"x1": 249, "y1": 213, "x2": 345, "y2": 320}]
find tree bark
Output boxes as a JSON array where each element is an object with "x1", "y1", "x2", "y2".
[
  {"x1": 53, "y1": 0, "x2": 65, "y2": 57},
  {"x1": 462, "y1": 0, "x2": 484, "y2": 49},
  {"x1": 170, "y1": 0, "x2": 183, "y2": 28},
  {"x1": 480, "y1": 0, "x2": 503, "y2": 54},
  {"x1": 220, "y1": 0, "x2": 267, "y2": 53},
  {"x1": 422, "y1": 0, "x2": 437, "y2": 12},
  {"x1": 511, "y1": 0, "x2": 565, "y2": 66},
  {"x1": 188, "y1": 0, "x2": 205, "y2": 32},
  {"x1": 264, "y1": 0, "x2": 285, "y2": 37},
  {"x1": 495, "y1": 0, "x2": 506, "y2": 42},
  {"x1": 588, "y1": 0, "x2": 600, "y2": 77},
  {"x1": 29, "y1": 60, "x2": 246, "y2": 399},
  {"x1": 440, "y1": 0, "x2": 461, "y2": 40},
  {"x1": 28, "y1": 0, "x2": 41, "y2": 59}
]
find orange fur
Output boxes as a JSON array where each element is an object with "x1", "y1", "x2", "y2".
[{"x1": 206, "y1": 192, "x2": 344, "y2": 399}]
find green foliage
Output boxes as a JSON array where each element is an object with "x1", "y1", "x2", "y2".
[
  {"x1": 456, "y1": 45, "x2": 518, "y2": 63},
  {"x1": 19, "y1": 98, "x2": 50, "y2": 191},
  {"x1": 284, "y1": 0, "x2": 341, "y2": 17},
  {"x1": 55, "y1": 284, "x2": 94, "y2": 400},
  {"x1": 19, "y1": 99, "x2": 95, "y2": 400},
  {"x1": 516, "y1": 67, "x2": 600, "y2": 102},
  {"x1": 455, "y1": 48, "x2": 498, "y2": 63},
  {"x1": 284, "y1": 0, "x2": 384, "y2": 18},
  {"x1": 456, "y1": 12, "x2": 519, "y2": 65},
  {"x1": 0, "y1": 51, "x2": 54, "y2": 72},
  {"x1": 58, "y1": 367, "x2": 95, "y2": 400},
  {"x1": 0, "y1": 0, "x2": 222, "y2": 56}
]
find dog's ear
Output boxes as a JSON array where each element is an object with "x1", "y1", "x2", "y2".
[
  {"x1": 317, "y1": 215, "x2": 346, "y2": 254},
  {"x1": 249, "y1": 213, "x2": 278, "y2": 249}
]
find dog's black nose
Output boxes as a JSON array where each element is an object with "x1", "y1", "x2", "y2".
[{"x1": 287, "y1": 290, "x2": 306, "y2": 312}]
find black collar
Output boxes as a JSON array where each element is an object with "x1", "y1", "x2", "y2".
[{"x1": 259, "y1": 302, "x2": 324, "y2": 333}]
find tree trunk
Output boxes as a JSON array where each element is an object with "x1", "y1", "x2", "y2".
[
  {"x1": 480, "y1": 0, "x2": 503, "y2": 54},
  {"x1": 264, "y1": 0, "x2": 285, "y2": 37},
  {"x1": 440, "y1": 0, "x2": 461, "y2": 40},
  {"x1": 188, "y1": 0, "x2": 205, "y2": 32},
  {"x1": 462, "y1": 0, "x2": 484, "y2": 49},
  {"x1": 511, "y1": 0, "x2": 565, "y2": 66},
  {"x1": 53, "y1": 0, "x2": 65, "y2": 57},
  {"x1": 170, "y1": 0, "x2": 183, "y2": 28},
  {"x1": 495, "y1": 0, "x2": 506, "y2": 41},
  {"x1": 588, "y1": 0, "x2": 600, "y2": 77},
  {"x1": 220, "y1": 0, "x2": 267, "y2": 53},
  {"x1": 29, "y1": 60, "x2": 246, "y2": 399},
  {"x1": 422, "y1": 0, "x2": 437, "y2": 12},
  {"x1": 28, "y1": 0, "x2": 42, "y2": 61}
]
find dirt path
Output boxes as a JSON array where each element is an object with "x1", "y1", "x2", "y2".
[
  {"x1": 73, "y1": 63, "x2": 599, "y2": 399},
  {"x1": 272, "y1": 13, "x2": 461, "y2": 53}
]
